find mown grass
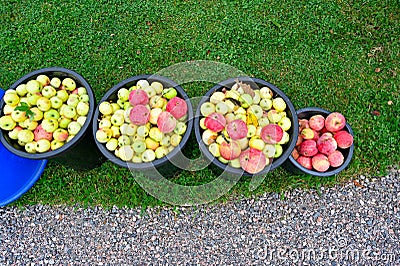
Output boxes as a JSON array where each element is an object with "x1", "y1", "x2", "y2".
[{"x1": 0, "y1": 0, "x2": 399, "y2": 208}]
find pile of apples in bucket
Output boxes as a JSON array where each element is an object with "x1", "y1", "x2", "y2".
[
  {"x1": 199, "y1": 80, "x2": 293, "y2": 174},
  {"x1": 293, "y1": 112, "x2": 354, "y2": 172},
  {"x1": 0, "y1": 75, "x2": 90, "y2": 153},
  {"x1": 95, "y1": 80, "x2": 188, "y2": 163}
]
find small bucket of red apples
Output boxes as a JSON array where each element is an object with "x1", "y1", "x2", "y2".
[
  {"x1": 0, "y1": 67, "x2": 104, "y2": 170},
  {"x1": 282, "y1": 107, "x2": 354, "y2": 176},
  {"x1": 92, "y1": 74, "x2": 193, "y2": 176},
  {"x1": 194, "y1": 77, "x2": 299, "y2": 176}
]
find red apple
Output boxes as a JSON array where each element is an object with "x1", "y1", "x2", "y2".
[
  {"x1": 129, "y1": 89, "x2": 149, "y2": 106},
  {"x1": 299, "y1": 139, "x2": 318, "y2": 157},
  {"x1": 261, "y1": 124, "x2": 283, "y2": 144},
  {"x1": 317, "y1": 132, "x2": 337, "y2": 155},
  {"x1": 325, "y1": 112, "x2": 346, "y2": 132},
  {"x1": 219, "y1": 141, "x2": 241, "y2": 160},
  {"x1": 312, "y1": 153, "x2": 330, "y2": 172},
  {"x1": 299, "y1": 119, "x2": 309, "y2": 131},
  {"x1": 34, "y1": 124, "x2": 53, "y2": 141},
  {"x1": 239, "y1": 148, "x2": 267, "y2": 174},
  {"x1": 226, "y1": 119, "x2": 248, "y2": 140},
  {"x1": 129, "y1": 105, "x2": 150, "y2": 125},
  {"x1": 165, "y1": 96, "x2": 187, "y2": 119},
  {"x1": 309, "y1": 114, "x2": 325, "y2": 131},
  {"x1": 204, "y1": 112, "x2": 226, "y2": 132},
  {"x1": 328, "y1": 150, "x2": 344, "y2": 167},
  {"x1": 157, "y1": 111, "x2": 177, "y2": 133},
  {"x1": 292, "y1": 148, "x2": 300, "y2": 160},
  {"x1": 334, "y1": 130, "x2": 353, "y2": 149},
  {"x1": 296, "y1": 156, "x2": 312, "y2": 170}
]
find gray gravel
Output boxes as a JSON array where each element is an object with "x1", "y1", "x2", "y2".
[{"x1": 1, "y1": 167, "x2": 399, "y2": 265}]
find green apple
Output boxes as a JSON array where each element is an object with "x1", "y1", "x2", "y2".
[
  {"x1": 246, "y1": 124, "x2": 257, "y2": 138},
  {"x1": 95, "y1": 128, "x2": 112, "y2": 143},
  {"x1": 50, "y1": 139, "x2": 64, "y2": 150},
  {"x1": 137, "y1": 125, "x2": 149, "y2": 137},
  {"x1": 56, "y1": 89, "x2": 69, "y2": 102},
  {"x1": 26, "y1": 80, "x2": 42, "y2": 94},
  {"x1": 50, "y1": 96, "x2": 63, "y2": 109},
  {"x1": 25, "y1": 142, "x2": 37, "y2": 153},
  {"x1": 258, "y1": 117, "x2": 270, "y2": 127},
  {"x1": 162, "y1": 88, "x2": 177, "y2": 100},
  {"x1": 215, "y1": 101, "x2": 229, "y2": 115},
  {"x1": 99, "y1": 118, "x2": 111, "y2": 129},
  {"x1": 173, "y1": 122, "x2": 187, "y2": 135},
  {"x1": 36, "y1": 75, "x2": 50, "y2": 86},
  {"x1": 208, "y1": 142, "x2": 220, "y2": 157},
  {"x1": 79, "y1": 94, "x2": 90, "y2": 103},
  {"x1": 3, "y1": 104, "x2": 15, "y2": 115},
  {"x1": 19, "y1": 119, "x2": 38, "y2": 131},
  {"x1": 42, "y1": 85, "x2": 56, "y2": 98},
  {"x1": 144, "y1": 86, "x2": 156, "y2": 98},
  {"x1": 67, "y1": 94, "x2": 79, "y2": 107},
  {"x1": 259, "y1": 87, "x2": 273, "y2": 99},
  {"x1": 141, "y1": 149, "x2": 156, "y2": 162},
  {"x1": 106, "y1": 138, "x2": 118, "y2": 151},
  {"x1": 15, "y1": 84, "x2": 28, "y2": 96},
  {"x1": 77, "y1": 87, "x2": 87, "y2": 96},
  {"x1": 68, "y1": 121, "x2": 81, "y2": 135},
  {"x1": 27, "y1": 93, "x2": 41, "y2": 106},
  {"x1": 111, "y1": 113, "x2": 124, "y2": 126},
  {"x1": 199, "y1": 117, "x2": 207, "y2": 130},
  {"x1": 274, "y1": 144, "x2": 283, "y2": 158},
  {"x1": 50, "y1": 77, "x2": 61, "y2": 89},
  {"x1": 229, "y1": 158, "x2": 241, "y2": 168},
  {"x1": 259, "y1": 98, "x2": 273, "y2": 110},
  {"x1": 118, "y1": 135, "x2": 131, "y2": 146},
  {"x1": 151, "y1": 81, "x2": 163, "y2": 94},
  {"x1": 249, "y1": 137, "x2": 265, "y2": 151},
  {"x1": 278, "y1": 116, "x2": 291, "y2": 131},
  {"x1": 111, "y1": 103, "x2": 120, "y2": 113},
  {"x1": 200, "y1": 102, "x2": 216, "y2": 117},
  {"x1": 11, "y1": 110, "x2": 27, "y2": 122},
  {"x1": 63, "y1": 106, "x2": 77, "y2": 119},
  {"x1": 247, "y1": 105, "x2": 263, "y2": 120},
  {"x1": 76, "y1": 116, "x2": 87, "y2": 127},
  {"x1": 0, "y1": 115, "x2": 16, "y2": 130},
  {"x1": 58, "y1": 117, "x2": 71, "y2": 129},
  {"x1": 3, "y1": 93, "x2": 20, "y2": 106},
  {"x1": 76, "y1": 101, "x2": 89, "y2": 116},
  {"x1": 262, "y1": 144, "x2": 276, "y2": 158},
  {"x1": 149, "y1": 127, "x2": 163, "y2": 142},
  {"x1": 253, "y1": 90, "x2": 261, "y2": 105},
  {"x1": 44, "y1": 109, "x2": 60, "y2": 120},
  {"x1": 17, "y1": 129, "x2": 34, "y2": 143},
  {"x1": 239, "y1": 94, "x2": 253, "y2": 108},
  {"x1": 36, "y1": 97, "x2": 52, "y2": 112},
  {"x1": 117, "y1": 88, "x2": 130, "y2": 102},
  {"x1": 225, "y1": 90, "x2": 240, "y2": 101},
  {"x1": 160, "y1": 135, "x2": 170, "y2": 146},
  {"x1": 41, "y1": 118, "x2": 58, "y2": 133},
  {"x1": 36, "y1": 139, "x2": 51, "y2": 153},
  {"x1": 62, "y1": 77, "x2": 76, "y2": 91},
  {"x1": 99, "y1": 101, "x2": 113, "y2": 116},
  {"x1": 272, "y1": 97, "x2": 287, "y2": 112},
  {"x1": 8, "y1": 126, "x2": 22, "y2": 140},
  {"x1": 267, "y1": 110, "x2": 282, "y2": 123},
  {"x1": 170, "y1": 134, "x2": 182, "y2": 147},
  {"x1": 132, "y1": 155, "x2": 143, "y2": 163},
  {"x1": 132, "y1": 139, "x2": 146, "y2": 153},
  {"x1": 278, "y1": 131, "x2": 290, "y2": 145},
  {"x1": 155, "y1": 146, "x2": 169, "y2": 159},
  {"x1": 209, "y1": 91, "x2": 225, "y2": 104}
]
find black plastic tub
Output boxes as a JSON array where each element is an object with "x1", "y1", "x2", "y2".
[
  {"x1": 282, "y1": 107, "x2": 354, "y2": 176},
  {"x1": 194, "y1": 76, "x2": 299, "y2": 177},
  {"x1": 92, "y1": 74, "x2": 194, "y2": 177},
  {"x1": 0, "y1": 67, "x2": 105, "y2": 170}
]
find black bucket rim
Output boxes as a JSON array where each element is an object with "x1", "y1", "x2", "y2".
[
  {"x1": 194, "y1": 76, "x2": 299, "y2": 177},
  {"x1": 0, "y1": 67, "x2": 96, "y2": 160},
  {"x1": 92, "y1": 74, "x2": 194, "y2": 170},
  {"x1": 283, "y1": 107, "x2": 355, "y2": 176}
]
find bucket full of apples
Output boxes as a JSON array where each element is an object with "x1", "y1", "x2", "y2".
[
  {"x1": 92, "y1": 74, "x2": 193, "y2": 176},
  {"x1": 194, "y1": 77, "x2": 299, "y2": 176},
  {"x1": 282, "y1": 107, "x2": 354, "y2": 176},
  {"x1": 0, "y1": 67, "x2": 105, "y2": 170}
]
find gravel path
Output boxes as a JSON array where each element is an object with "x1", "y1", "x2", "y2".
[{"x1": 1, "y1": 167, "x2": 399, "y2": 265}]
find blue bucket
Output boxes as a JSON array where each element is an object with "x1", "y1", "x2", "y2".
[{"x1": 0, "y1": 89, "x2": 47, "y2": 206}]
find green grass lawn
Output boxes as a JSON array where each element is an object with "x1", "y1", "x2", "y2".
[{"x1": 1, "y1": 0, "x2": 399, "y2": 208}]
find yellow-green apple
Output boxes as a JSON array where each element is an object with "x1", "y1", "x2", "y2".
[
  {"x1": 119, "y1": 145, "x2": 134, "y2": 161},
  {"x1": 16, "y1": 84, "x2": 28, "y2": 96},
  {"x1": 272, "y1": 97, "x2": 286, "y2": 112},
  {"x1": 0, "y1": 115, "x2": 16, "y2": 130},
  {"x1": 111, "y1": 112, "x2": 124, "y2": 126},
  {"x1": 155, "y1": 146, "x2": 169, "y2": 159},
  {"x1": 262, "y1": 144, "x2": 276, "y2": 158},
  {"x1": 160, "y1": 135, "x2": 170, "y2": 146},
  {"x1": 132, "y1": 139, "x2": 146, "y2": 153},
  {"x1": 223, "y1": 100, "x2": 235, "y2": 112},
  {"x1": 208, "y1": 142, "x2": 220, "y2": 157},
  {"x1": 95, "y1": 128, "x2": 112, "y2": 143},
  {"x1": 258, "y1": 117, "x2": 270, "y2": 127},
  {"x1": 41, "y1": 118, "x2": 58, "y2": 133},
  {"x1": 110, "y1": 126, "x2": 120, "y2": 138},
  {"x1": 76, "y1": 102, "x2": 89, "y2": 116},
  {"x1": 63, "y1": 106, "x2": 77, "y2": 119},
  {"x1": 51, "y1": 139, "x2": 64, "y2": 150},
  {"x1": 247, "y1": 105, "x2": 263, "y2": 120},
  {"x1": 273, "y1": 144, "x2": 283, "y2": 158},
  {"x1": 53, "y1": 128, "x2": 69, "y2": 142},
  {"x1": 259, "y1": 87, "x2": 273, "y2": 99},
  {"x1": 50, "y1": 77, "x2": 61, "y2": 88},
  {"x1": 145, "y1": 137, "x2": 159, "y2": 150},
  {"x1": 136, "y1": 125, "x2": 149, "y2": 138},
  {"x1": 238, "y1": 93, "x2": 253, "y2": 108},
  {"x1": 225, "y1": 89, "x2": 240, "y2": 101},
  {"x1": 50, "y1": 96, "x2": 63, "y2": 109},
  {"x1": 253, "y1": 90, "x2": 261, "y2": 105},
  {"x1": 210, "y1": 91, "x2": 225, "y2": 104},
  {"x1": 18, "y1": 129, "x2": 34, "y2": 143},
  {"x1": 300, "y1": 128, "x2": 314, "y2": 140},
  {"x1": 76, "y1": 116, "x2": 87, "y2": 127},
  {"x1": 267, "y1": 110, "x2": 281, "y2": 123},
  {"x1": 8, "y1": 126, "x2": 22, "y2": 140},
  {"x1": 120, "y1": 123, "x2": 137, "y2": 136},
  {"x1": 215, "y1": 101, "x2": 229, "y2": 115},
  {"x1": 56, "y1": 89, "x2": 69, "y2": 102},
  {"x1": 132, "y1": 155, "x2": 142, "y2": 163},
  {"x1": 44, "y1": 109, "x2": 60, "y2": 120},
  {"x1": 200, "y1": 102, "x2": 216, "y2": 117},
  {"x1": 25, "y1": 142, "x2": 37, "y2": 153},
  {"x1": 11, "y1": 110, "x2": 26, "y2": 122},
  {"x1": 118, "y1": 135, "x2": 130, "y2": 146},
  {"x1": 249, "y1": 137, "x2": 265, "y2": 151},
  {"x1": 99, "y1": 101, "x2": 113, "y2": 116},
  {"x1": 3, "y1": 104, "x2": 15, "y2": 115},
  {"x1": 61, "y1": 78, "x2": 76, "y2": 91},
  {"x1": 67, "y1": 94, "x2": 79, "y2": 107},
  {"x1": 36, "y1": 75, "x2": 50, "y2": 86},
  {"x1": 224, "y1": 112, "x2": 235, "y2": 123},
  {"x1": 36, "y1": 139, "x2": 51, "y2": 153},
  {"x1": 141, "y1": 149, "x2": 156, "y2": 162},
  {"x1": 3, "y1": 92, "x2": 20, "y2": 106},
  {"x1": 26, "y1": 80, "x2": 42, "y2": 94},
  {"x1": 229, "y1": 158, "x2": 241, "y2": 168},
  {"x1": 247, "y1": 124, "x2": 257, "y2": 138},
  {"x1": 170, "y1": 134, "x2": 182, "y2": 147},
  {"x1": 151, "y1": 81, "x2": 163, "y2": 94},
  {"x1": 149, "y1": 127, "x2": 163, "y2": 142},
  {"x1": 67, "y1": 121, "x2": 81, "y2": 135},
  {"x1": 149, "y1": 95, "x2": 167, "y2": 109},
  {"x1": 58, "y1": 117, "x2": 71, "y2": 129},
  {"x1": 42, "y1": 86, "x2": 56, "y2": 98},
  {"x1": 162, "y1": 88, "x2": 177, "y2": 100},
  {"x1": 278, "y1": 116, "x2": 291, "y2": 131},
  {"x1": 202, "y1": 129, "x2": 218, "y2": 145},
  {"x1": 278, "y1": 131, "x2": 290, "y2": 145},
  {"x1": 20, "y1": 120, "x2": 38, "y2": 131},
  {"x1": 36, "y1": 97, "x2": 52, "y2": 112},
  {"x1": 106, "y1": 138, "x2": 118, "y2": 151},
  {"x1": 237, "y1": 137, "x2": 249, "y2": 150}
]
